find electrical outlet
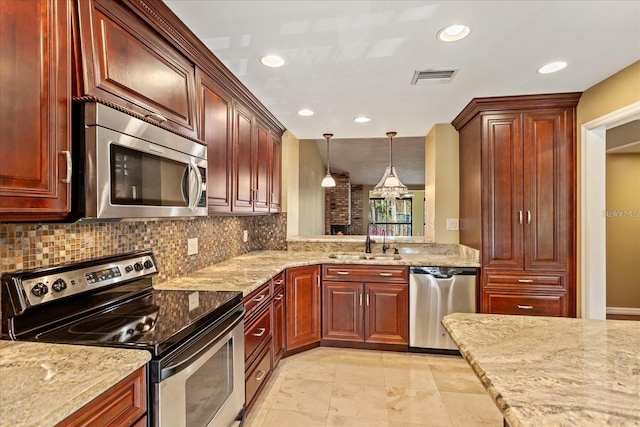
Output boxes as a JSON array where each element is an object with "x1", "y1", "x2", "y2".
[
  {"x1": 187, "y1": 238, "x2": 198, "y2": 255},
  {"x1": 242, "y1": 230, "x2": 248, "y2": 243},
  {"x1": 446, "y1": 219, "x2": 459, "y2": 231},
  {"x1": 188, "y1": 292, "x2": 199, "y2": 311}
]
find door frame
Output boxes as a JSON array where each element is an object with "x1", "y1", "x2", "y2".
[{"x1": 580, "y1": 101, "x2": 640, "y2": 319}]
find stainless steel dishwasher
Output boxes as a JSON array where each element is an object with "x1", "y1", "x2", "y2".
[{"x1": 409, "y1": 266, "x2": 477, "y2": 352}]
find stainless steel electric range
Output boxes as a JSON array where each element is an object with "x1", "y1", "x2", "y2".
[{"x1": 1, "y1": 251, "x2": 245, "y2": 427}]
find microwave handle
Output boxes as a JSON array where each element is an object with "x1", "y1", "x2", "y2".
[{"x1": 184, "y1": 161, "x2": 203, "y2": 212}]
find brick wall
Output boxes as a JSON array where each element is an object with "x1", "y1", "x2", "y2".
[
  {"x1": 324, "y1": 173, "x2": 351, "y2": 234},
  {"x1": 350, "y1": 184, "x2": 363, "y2": 235}
]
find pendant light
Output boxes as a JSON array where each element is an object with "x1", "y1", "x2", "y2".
[
  {"x1": 372, "y1": 131, "x2": 409, "y2": 200},
  {"x1": 321, "y1": 133, "x2": 336, "y2": 187}
]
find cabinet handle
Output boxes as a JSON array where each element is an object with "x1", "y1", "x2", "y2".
[
  {"x1": 274, "y1": 279, "x2": 284, "y2": 285},
  {"x1": 252, "y1": 328, "x2": 266, "y2": 337},
  {"x1": 359, "y1": 292, "x2": 363, "y2": 306},
  {"x1": 252, "y1": 294, "x2": 266, "y2": 302},
  {"x1": 366, "y1": 294, "x2": 370, "y2": 306},
  {"x1": 274, "y1": 294, "x2": 283, "y2": 301},
  {"x1": 379, "y1": 272, "x2": 393, "y2": 277},
  {"x1": 317, "y1": 276, "x2": 320, "y2": 288},
  {"x1": 336, "y1": 271, "x2": 350, "y2": 275},
  {"x1": 145, "y1": 112, "x2": 167, "y2": 123},
  {"x1": 518, "y1": 211, "x2": 523, "y2": 224},
  {"x1": 61, "y1": 151, "x2": 72, "y2": 184},
  {"x1": 527, "y1": 210, "x2": 531, "y2": 224},
  {"x1": 517, "y1": 279, "x2": 534, "y2": 283},
  {"x1": 255, "y1": 370, "x2": 266, "y2": 381},
  {"x1": 517, "y1": 305, "x2": 533, "y2": 310}
]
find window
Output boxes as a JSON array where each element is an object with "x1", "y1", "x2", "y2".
[{"x1": 369, "y1": 198, "x2": 412, "y2": 236}]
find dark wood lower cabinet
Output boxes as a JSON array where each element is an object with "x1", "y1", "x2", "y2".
[
  {"x1": 272, "y1": 279, "x2": 286, "y2": 365},
  {"x1": 285, "y1": 265, "x2": 321, "y2": 352},
  {"x1": 322, "y1": 281, "x2": 408, "y2": 346},
  {"x1": 57, "y1": 367, "x2": 146, "y2": 427}
]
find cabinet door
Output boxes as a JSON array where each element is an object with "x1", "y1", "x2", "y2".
[
  {"x1": 322, "y1": 282, "x2": 364, "y2": 342},
  {"x1": 254, "y1": 121, "x2": 270, "y2": 212},
  {"x1": 232, "y1": 103, "x2": 255, "y2": 212},
  {"x1": 0, "y1": 0, "x2": 71, "y2": 222},
  {"x1": 364, "y1": 283, "x2": 408, "y2": 345},
  {"x1": 482, "y1": 114, "x2": 524, "y2": 270},
  {"x1": 197, "y1": 70, "x2": 232, "y2": 212},
  {"x1": 269, "y1": 134, "x2": 282, "y2": 212},
  {"x1": 272, "y1": 284, "x2": 286, "y2": 365},
  {"x1": 523, "y1": 109, "x2": 574, "y2": 272},
  {"x1": 285, "y1": 265, "x2": 321, "y2": 350},
  {"x1": 75, "y1": 0, "x2": 197, "y2": 138}
]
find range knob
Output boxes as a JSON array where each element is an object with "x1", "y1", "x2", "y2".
[
  {"x1": 143, "y1": 260, "x2": 154, "y2": 269},
  {"x1": 125, "y1": 265, "x2": 134, "y2": 273},
  {"x1": 31, "y1": 282, "x2": 48, "y2": 297},
  {"x1": 51, "y1": 278, "x2": 67, "y2": 293},
  {"x1": 133, "y1": 262, "x2": 144, "y2": 272}
]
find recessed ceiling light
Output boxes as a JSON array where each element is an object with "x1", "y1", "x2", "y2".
[
  {"x1": 260, "y1": 55, "x2": 285, "y2": 68},
  {"x1": 354, "y1": 116, "x2": 371, "y2": 123},
  {"x1": 437, "y1": 24, "x2": 471, "y2": 42},
  {"x1": 537, "y1": 61, "x2": 568, "y2": 74},
  {"x1": 298, "y1": 109, "x2": 314, "y2": 116}
]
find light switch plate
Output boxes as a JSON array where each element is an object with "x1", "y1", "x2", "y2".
[
  {"x1": 187, "y1": 238, "x2": 198, "y2": 255},
  {"x1": 446, "y1": 219, "x2": 459, "y2": 231},
  {"x1": 188, "y1": 292, "x2": 199, "y2": 311}
]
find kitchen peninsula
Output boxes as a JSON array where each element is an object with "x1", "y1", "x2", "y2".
[{"x1": 442, "y1": 313, "x2": 640, "y2": 427}]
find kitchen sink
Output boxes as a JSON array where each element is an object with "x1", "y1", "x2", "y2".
[{"x1": 328, "y1": 253, "x2": 402, "y2": 260}]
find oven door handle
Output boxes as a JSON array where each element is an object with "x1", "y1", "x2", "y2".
[{"x1": 160, "y1": 306, "x2": 243, "y2": 380}]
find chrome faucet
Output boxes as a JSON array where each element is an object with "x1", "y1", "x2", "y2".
[{"x1": 365, "y1": 222, "x2": 375, "y2": 253}]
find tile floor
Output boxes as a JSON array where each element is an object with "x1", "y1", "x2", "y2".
[{"x1": 244, "y1": 347, "x2": 503, "y2": 427}]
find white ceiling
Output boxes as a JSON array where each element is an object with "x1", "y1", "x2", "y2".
[{"x1": 165, "y1": 0, "x2": 640, "y2": 183}]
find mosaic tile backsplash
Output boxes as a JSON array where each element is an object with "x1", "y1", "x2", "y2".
[{"x1": 0, "y1": 214, "x2": 287, "y2": 284}]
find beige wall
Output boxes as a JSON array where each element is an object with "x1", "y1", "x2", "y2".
[
  {"x1": 411, "y1": 190, "x2": 425, "y2": 236},
  {"x1": 425, "y1": 124, "x2": 460, "y2": 243},
  {"x1": 298, "y1": 139, "x2": 326, "y2": 235},
  {"x1": 281, "y1": 130, "x2": 299, "y2": 236},
  {"x1": 576, "y1": 60, "x2": 640, "y2": 315},
  {"x1": 605, "y1": 153, "x2": 640, "y2": 308}
]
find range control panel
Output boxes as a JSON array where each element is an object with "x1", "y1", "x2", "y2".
[{"x1": 19, "y1": 253, "x2": 158, "y2": 307}]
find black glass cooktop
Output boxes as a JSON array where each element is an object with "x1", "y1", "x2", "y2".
[{"x1": 33, "y1": 288, "x2": 242, "y2": 356}]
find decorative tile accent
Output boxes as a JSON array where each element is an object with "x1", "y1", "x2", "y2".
[{"x1": 0, "y1": 214, "x2": 287, "y2": 283}]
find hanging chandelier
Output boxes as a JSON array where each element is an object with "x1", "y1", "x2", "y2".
[
  {"x1": 372, "y1": 131, "x2": 409, "y2": 200},
  {"x1": 320, "y1": 133, "x2": 336, "y2": 187}
]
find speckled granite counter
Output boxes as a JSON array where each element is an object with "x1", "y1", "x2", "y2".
[
  {"x1": 0, "y1": 341, "x2": 150, "y2": 427},
  {"x1": 442, "y1": 313, "x2": 640, "y2": 427},
  {"x1": 154, "y1": 249, "x2": 479, "y2": 296}
]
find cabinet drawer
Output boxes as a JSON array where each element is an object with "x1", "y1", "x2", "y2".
[
  {"x1": 484, "y1": 291, "x2": 566, "y2": 317},
  {"x1": 244, "y1": 304, "x2": 272, "y2": 364},
  {"x1": 272, "y1": 271, "x2": 285, "y2": 289},
  {"x1": 243, "y1": 282, "x2": 272, "y2": 317},
  {"x1": 323, "y1": 264, "x2": 408, "y2": 283},
  {"x1": 245, "y1": 343, "x2": 272, "y2": 409},
  {"x1": 484, "y1": 273, "x2": 564, "y2": 290}
]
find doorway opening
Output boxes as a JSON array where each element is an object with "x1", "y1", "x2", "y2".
[{"x1": 581, "y1": 101, "x2": 640, "y2": 319}]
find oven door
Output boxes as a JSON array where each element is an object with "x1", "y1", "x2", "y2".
[{"x1": 154, "y1": 307, "x2": 244, "y2": 427}]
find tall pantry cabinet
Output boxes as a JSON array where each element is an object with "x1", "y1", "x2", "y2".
[{"x1": 452, "y1": 93, "x2": 581, "y2": 318}]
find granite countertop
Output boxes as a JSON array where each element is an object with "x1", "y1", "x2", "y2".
[
  {"x1": 154, "y1": 249, "x2": 480, "y2": 296},
  {"x1": 0, "y1": 341, "x2": 150, "y2": 427},
  {"x1": 442, "y1": 313, "x2": 640, "y2": 427}
]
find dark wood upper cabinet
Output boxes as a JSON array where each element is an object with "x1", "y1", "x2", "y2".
[
  {"x1": 197, "y1": 70, "x2": 232, "y2": 213},
  {"x1": 232, "y1": 102, "x2": 256, "y2": 213},
  {"x1": 74, "y1": 0, "x2": 198, "y2": 138},
  {"x1": 270, "y1": 135, "x2": 282, "y2": 212},
  {"x1": 0, "y1": 0, "x2": 71, "y2": 222},
  {"x1": 254, "y1": 121, "x2": 271, "y2": 212},
  {"x1": 453, "y1": 93, "x2": 580, "y2": 317}
]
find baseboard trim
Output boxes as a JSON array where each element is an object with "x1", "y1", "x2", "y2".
[{"x1": 606, "y1": 307, "x2": 640, "y2": 315}]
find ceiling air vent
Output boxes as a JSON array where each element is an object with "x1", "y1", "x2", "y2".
[{"x1": 410, "y1": 69, "x2": 458, "y2": 85}]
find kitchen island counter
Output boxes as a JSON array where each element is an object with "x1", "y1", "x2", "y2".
[
  {"x1": 442, "y1": 313, "x2": 640, "y2": 427},
  {"x1": 154, "y1": 249, "x2": 479, "y2": 296},
  {"x1": 0, "y1": 340, "x2": 150, "y2": 427}
]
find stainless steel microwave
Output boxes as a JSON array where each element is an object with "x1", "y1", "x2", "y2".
[{"x1": 71, "y1": 102, "x2": 207, "y2": 221}]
